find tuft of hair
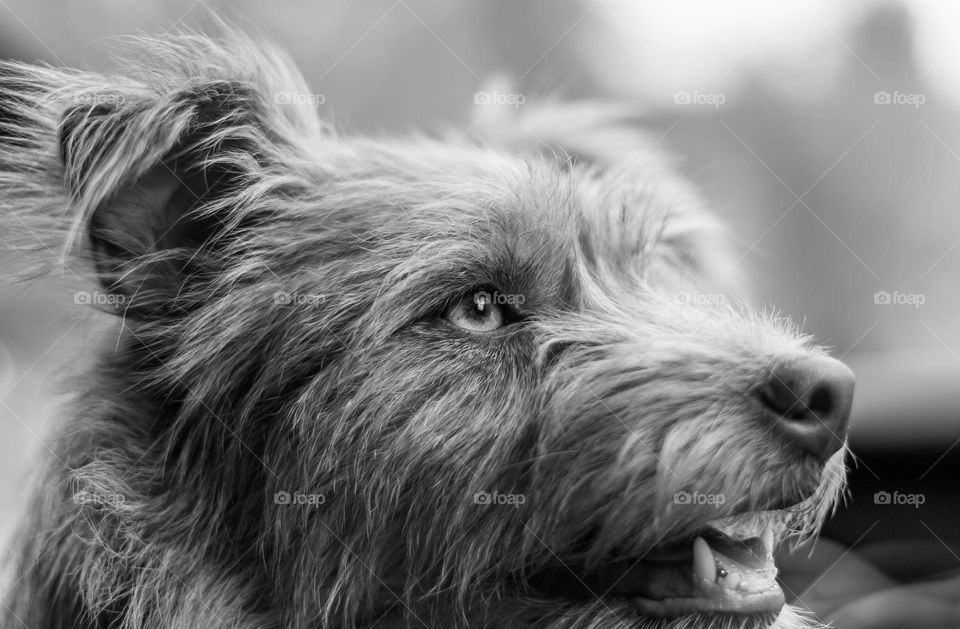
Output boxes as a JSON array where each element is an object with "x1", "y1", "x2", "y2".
[{"x1": 0, "y1": 25, "x2": 325, "y2": 282}]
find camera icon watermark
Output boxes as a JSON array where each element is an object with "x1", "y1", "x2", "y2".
[
  {"x1": 473, "y1": 90, "x2": 525, "y2": 108},
  {"x1": 873, "y1": 290, "x2": 925, "y2": 308},
  {"x1": 74, "y1": 290, "x2": 125, "y2": 309},
  {"x1": 472, "y1": 490, "x2": 526, "y2": 509},
  {"x1": 474, "y1": 290, "x2": 525, "y2": 310},
  {"x1": 675, "y1": 291, "x2": 727, "y2": 307},
  {"x1": 673, "y1": 90, "x2": 726, "y2": 109},
  {"x1": 874, "y1": 490, "x2": 925, "y2": 509},
  {"x1": 673, "y1": 490, "x2": 726, "y2": 508},
  {"x1": 274, "y1": 490, "x2": 325, "y2": 507},
  {"x1": 73, "y1": 92, "x2": 126, "y2": 107},
  {"x1": 274, "y1": 291, "x2": 325, "y2": 307},
  {"x1": 274, "y1": 90, "x2": 325, "y2": 107},
  {"x1": 873, "y1": 91, "x2": 925, "y2": 108},
  {"x1": 72, "y1": 490, "x2": 125, "y2": 507}
]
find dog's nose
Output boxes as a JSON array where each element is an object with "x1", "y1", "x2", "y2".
[{"x1": 757, "y1": 355, "x2": 855, "y2": 461}]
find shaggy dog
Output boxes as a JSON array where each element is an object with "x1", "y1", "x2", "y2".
[{"x1": 0, "y1": 31, "x2": 854, "y2": 629}]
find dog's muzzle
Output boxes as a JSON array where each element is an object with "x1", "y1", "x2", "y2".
[{"x1": 756, "y1": 354, "x2": 855, "y2": 462}]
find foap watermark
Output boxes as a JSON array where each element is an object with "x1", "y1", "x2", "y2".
[
  {"x1": 474, "y1": 290, "x2": 525, "y2": 309},
  {"x1": 473, "y1": 90, "x2": 525, "y2": 108},
  {"x1": 72, "y1": 92, "x2": 126, "y2": 107},
  {"x1": 274, "y1": 490, "x2": 326, "y2": 507},
  {"x1": 673, "y1": 90, "x2": 725, "y2": 109},
  {"x1": 675, "y1": 291, "x2": 727, "y2": 307},
  {"x1": 673, "y1": 490, "x2": 726, "y2": 508},
  {"x1": 274, "y1": 291, "x2": 325, "y2": 307},
  {"x1": 274, "y1": 90, "x2": 325, "y2": 107},
  {"x1": 873, "y1": 91, "x2": 925, "y2": 108},
  {"x1": 873, "y1": 290, "x2": 925, "y2": 308},
  {"x1": 74, "y1": 290, "x2": 125, "y2": 308},
  {"x1": 73, "y1": 490, "x2": 125, "y2": 507},
  {"x1": 473, "y1": 490, "x2": 525, "y2": 509},
  {"x1": 874, "y1": 490, "x2": 925, "y2": 509}
]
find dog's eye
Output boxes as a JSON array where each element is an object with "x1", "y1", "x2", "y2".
[{"x1": 445, "y1": 291, "x2": 506, "y2": 333}]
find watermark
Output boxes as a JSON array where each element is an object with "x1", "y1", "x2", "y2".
[
  {"x1": 73, "y1": 92, "x2": 126, "y2": 107},
  {"x1": 473, "y1": 90, "x2": 525, "y2": 108},
  {"x1": 674, "y1": 490, "x2": 726, "y2": 508},
  {"x1": 873, "y1": 290, "x2": 925, "y2": 308},
  {"x1": 473, "y1": 490, "x2": 525, "y2": 509},
  {"x1": 673, "y1": 90, "x2": 725, "y2": 109},
  {"x1": 73, "y1": 490, "x2": 125, "y2": 507},
  {"x1": 74, "y1": 290, "x2": 125, "y2": 308},
  {"x1": 274, "y1": 490, "x2": 325, "y2": 507},
  {"x1": 274, "y1": 291, "x2": 324, "y2": 307},
  {"x1": 874, "y1": 490, "x2": 924, "y2": 509},
  {"x1": 274, "y1": 90, "x2": 325, "y2": 107},
  {"x1": 676, "y1": 291, "x2": 727, "y2": 307},
  {"x1": 873, "y1": 91, "x2": 925, "y2": 108},
  {"x1": 474, "y1": 290, "x2": 525, "y2": 309}
]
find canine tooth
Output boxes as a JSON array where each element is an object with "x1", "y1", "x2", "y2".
[
  {"x1": 692, "y1": 537, "x2": 714, "y2": 583},
  {"x1": 761, "y1": 525, "x2": 774, "y2": 554}
]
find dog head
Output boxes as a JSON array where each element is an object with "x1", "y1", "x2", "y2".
[{"x1": 1, "y1": 31, "x2": 852, "y2": 629}]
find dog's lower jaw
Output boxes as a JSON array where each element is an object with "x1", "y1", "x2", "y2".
[{"x1": 371, "y1": 452, "x2": 848, "y2": 629}]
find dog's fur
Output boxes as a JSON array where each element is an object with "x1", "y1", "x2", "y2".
[{"x1": 0, "y1": 31, "x2": 846, "y2": 629}]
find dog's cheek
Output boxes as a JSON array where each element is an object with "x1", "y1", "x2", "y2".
[
  {"x1": 521, "y1": 341, "x2": 743, "y2": 549},
  {"x1": 652, "y1": 417, "x2": 825, "y2": 527},
  {"x1": 521, "y1": 366, "x2": 665, "y2": 551},
  {"x1": 343, "y1": 327, "x2": 543, "y2": 567},
  {"x1": 366, "y1": 326, "x2": 537, "y2": 441},
  {"x1": 303, "y1": 324, "x2": 541, "y2": 501}
]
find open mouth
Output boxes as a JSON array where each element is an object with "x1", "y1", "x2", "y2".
[{"x1": 527, "y1": 509, "x2": 794, "y2": 618}]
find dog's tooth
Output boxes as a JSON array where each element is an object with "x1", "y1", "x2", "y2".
[
  {"x1": 692, "y1": 537, "x2": 714, "y2": 583},
  {"x1": 723, "y1": 571, "x2": 741, "y2": 590},
  {"x1": 761, "y1": 525, "x2": 774, "y2": 554}
]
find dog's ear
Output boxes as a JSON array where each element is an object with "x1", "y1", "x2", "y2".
[
  {"x1": 63, "y1": 35, "x2": 325, "y2": 316},
  {"x1": 2, "y1": 32, "x2": 323, "y2": 316},
  {"x1": 58, "y1": 82, "x2": 249, "y2": 295}
]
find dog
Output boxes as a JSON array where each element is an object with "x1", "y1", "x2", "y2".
[{"x1": 0, "y1": 30, "x2": 854, "y2": 629}]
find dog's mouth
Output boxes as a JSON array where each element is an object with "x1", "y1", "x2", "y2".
[{"x1": 526, "y1": 509, "x2": 792, "y2": 618}]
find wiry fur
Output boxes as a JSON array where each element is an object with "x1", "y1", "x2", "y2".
[{"x1": 0, "y1": 30, "x2": 844, "y2": 629}]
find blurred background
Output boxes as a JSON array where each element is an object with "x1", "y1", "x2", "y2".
[{"x1": 2, "y1": 0, "x2": 959, "y2": 620}]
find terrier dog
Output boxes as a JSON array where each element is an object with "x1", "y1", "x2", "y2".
[{"x1": 0, "y1": 31, "x2": 854, "y2": 629}]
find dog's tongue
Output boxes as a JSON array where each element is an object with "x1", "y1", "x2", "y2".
[
  {"x1": 529, "y1": 514, "x2": 788, "y2": 617},
  {"x1": 604, "y1": 526, "x2": 784, "y2": 617}
]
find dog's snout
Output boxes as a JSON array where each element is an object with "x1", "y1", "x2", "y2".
[{"x1": 757, "y1": 355, "x2": 855, "y2": 461}]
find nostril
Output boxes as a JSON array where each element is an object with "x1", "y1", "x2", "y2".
[
  {"x1": 758, "y1": 378, "x2": 809, "y2": 420},
  {"x1": 806, "y1": 385, "x2": 835, "y2": 418},
  {"x1": 758, "y1": 374, "x2": 839, "y2": 422}
]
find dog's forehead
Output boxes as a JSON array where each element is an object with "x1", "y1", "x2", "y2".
[
  {"x1": 422, "y1": 152, "x2": 587, "y2": 303},
  {"x1": 309, "y1": 139, "x2": 687, "y2": 304},
  {"x1": 421, "y1": 149, "x2": 678, "y2": 284},
  {"x1": 355, "y1": 140, "x2": 669, "y2": 234}
]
